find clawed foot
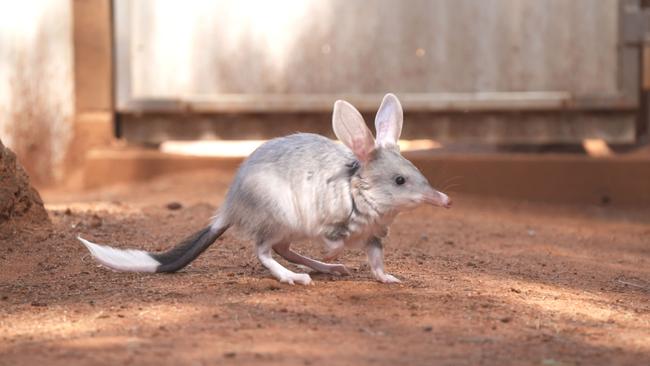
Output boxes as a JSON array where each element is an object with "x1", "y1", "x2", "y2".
[
  {"x1": 374, "y1": 272, "x2": 401, "y2": 284},
  {"x1": 323, "y1": 263, "x2": 351, "y2": 276},
  {"x1": 323, "y1": 249, "x2": 344, "y2": 262},
  {"x1": 278, "y1": 273, "x2": 313, "y2": 286}
]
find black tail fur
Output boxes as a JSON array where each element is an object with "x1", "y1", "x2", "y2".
[{"x1": 152, "y1": 225, "x2": 229, "y2": 273}]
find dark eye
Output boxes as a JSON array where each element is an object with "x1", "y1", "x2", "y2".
[{"x1": 395, "y1": 176, "x2": 406, "y2": 185}]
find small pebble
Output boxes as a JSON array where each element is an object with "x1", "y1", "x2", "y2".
[
  {"x1": 89, "y1": 214, "x2": 102, "y2": 228},
  {"x1": 166, "y1": 202, "x2": 183, "y2": 210}
]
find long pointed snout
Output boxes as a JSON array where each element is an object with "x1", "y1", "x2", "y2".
[{"x1": 423, "y1": 188, "x2": 452, "y2": 209}]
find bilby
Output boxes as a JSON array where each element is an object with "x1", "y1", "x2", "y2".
[{"x1": 78, "y1": 94, "x2": 451, "y2": 285}]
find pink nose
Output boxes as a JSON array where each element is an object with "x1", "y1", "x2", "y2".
[
  {"x1": 443, "y1": 197, "x2": 452, "y2": 209},
  {"x1": 425, "y1": 189, "x2": 451, "y2": 208}
]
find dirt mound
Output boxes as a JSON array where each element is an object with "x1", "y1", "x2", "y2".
[{"x1": 0, "y1": 138, "x2": 49, "y2": 233}]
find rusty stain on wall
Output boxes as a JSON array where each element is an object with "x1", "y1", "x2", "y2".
[
  {"x1": 122, "y1": 0, "x2": 618, "y2": 99},
  {"x1": 0, "y1": 0, "x2": 74, "y2": 185}
]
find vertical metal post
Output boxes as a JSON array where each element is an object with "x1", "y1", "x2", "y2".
[{"x1": 619, "y1": 0, "x2": 641, "y2": 103}]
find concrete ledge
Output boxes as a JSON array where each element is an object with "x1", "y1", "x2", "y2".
[
  {"x1": 83, "y1": 148, "x2": 242, "y2": 189},
  {"x1": 84, "y1": 147, "x2": 650, "y2": 206},
  {"x1": 412, "y1": 153, "x2": 650, "y2": 206}
]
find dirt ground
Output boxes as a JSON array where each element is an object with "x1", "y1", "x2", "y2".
[{"x1": 1, "y1": 169, "x2": 649, "y2": 366}]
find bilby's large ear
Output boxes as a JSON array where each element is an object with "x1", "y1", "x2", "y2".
[
  {"x1": 332, "y1": 100, "x2": 375, "y2": 163},
  {"x1": 374, "y1": 93, "x2": 403, "y2": 148}
]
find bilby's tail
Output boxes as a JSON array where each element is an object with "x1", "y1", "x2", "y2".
[{"x1": 78, "y1": 223, "x2": 229, "y2": 273}]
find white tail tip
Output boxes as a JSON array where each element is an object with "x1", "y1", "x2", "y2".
[{"x1": 77, "y1": 236, "x2": 160, "y2": 273}]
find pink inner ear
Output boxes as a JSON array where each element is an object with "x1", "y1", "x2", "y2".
[
  {"x1": 376, "y1": 122, "x2": 391, "y2": 145},
  {"x1": 351, "y1": 138, "x2": 370, "y2": 162}
]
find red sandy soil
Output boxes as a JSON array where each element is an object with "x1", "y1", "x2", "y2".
[{"x1": 1, "y1": 169, "x2": 649, "y2": 366}]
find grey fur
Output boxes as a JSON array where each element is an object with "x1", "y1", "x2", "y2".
[
  {"x1": 207, "y1": 94, "x2": 450, "y2": 283},
  {"x1": 79, "y1": 93, "x2": 450, "y2": 284},
  {"x1": 220, "y1": 133, "x2": 360, "y2": 242}
]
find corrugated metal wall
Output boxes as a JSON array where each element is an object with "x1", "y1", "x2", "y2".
[
  {"x1": 115, "y1": 0, "x2": 640, "y2": 145},
  {"x1": 122, "y1": 0, "x2": 619, "y2": 98}
]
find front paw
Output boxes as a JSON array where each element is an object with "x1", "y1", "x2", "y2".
[{"x1": 374, "y1": 273, "x2": 401, "y2": 284}]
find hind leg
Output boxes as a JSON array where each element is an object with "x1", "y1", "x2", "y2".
[
  {"x1": 257, "y1": 239, "x2": 312, "y2": 285},
  {"x1": 274, "y1": 243, "x2": 350, "y2": 276}
]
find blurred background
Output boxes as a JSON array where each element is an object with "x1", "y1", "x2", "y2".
[{"x1": 1, "y1": 0, "x2": 649, "y2": 204}]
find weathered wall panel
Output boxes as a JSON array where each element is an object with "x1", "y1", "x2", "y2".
[
  {"x1": 119, "y1": 0, "x2": 620, "y2": 99},
  {"x1": 0, "y1": 0, "x2": 74, "y2": 184}
]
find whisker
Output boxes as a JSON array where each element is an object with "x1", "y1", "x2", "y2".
[
  {"x1": 441, "y1": 177, "x2": 461, "y2": 188},
  {"x1": 439, "y1": 175, "x2": 463, "y2": 190},
  {"x1": 442, "y1": 183, "x2": 462, "y2": 192}
]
